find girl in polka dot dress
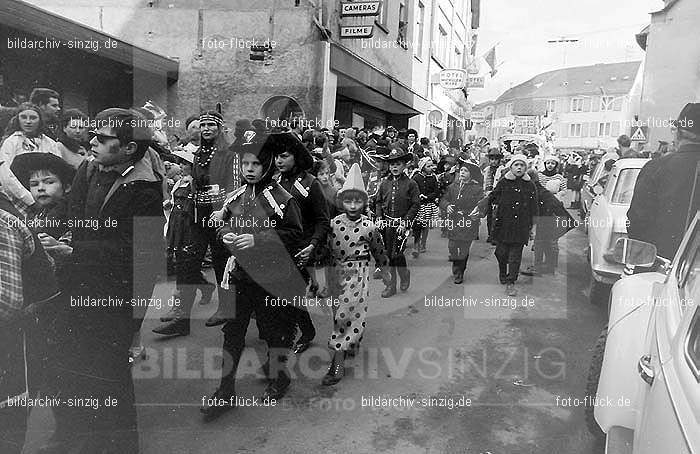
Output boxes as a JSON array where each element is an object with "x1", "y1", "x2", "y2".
[{"x1": 323, "y1": 163, "x2": 389, "y2": 386}]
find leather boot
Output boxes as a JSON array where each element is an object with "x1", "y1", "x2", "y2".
[
  {"x1": 201, "y1": 375, "x2": 236, "y2": 421},
  {"x1": 263, "y1": 354, "x2": 291, "y2": 400},
  {"x1": 322, "y1": 351, "x2": 346, "y2": 386},
  {"x1": 398, "y1": 267, "x2": 410, "y2": 291},
  {"x1": 205, "y1": 288, "x2": 232, "y2": 327},
  {"x1": 382, "y1": 267, "x2": 397, "y2": 298},
  {"x1": 152, "y1": 317, "x2": 190, "y2": 337}
]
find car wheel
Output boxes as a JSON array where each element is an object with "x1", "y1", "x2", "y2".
[
  {"x1": 589, "y1": 276, "x2": 611, "y2": 306},
  {"x1": 585, "y1": 325, "x2": 608, "y2": 440}
]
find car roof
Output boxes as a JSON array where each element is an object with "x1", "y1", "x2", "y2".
[{"x1": 611, "y1": 158, "x2": 650, "y2": 170}]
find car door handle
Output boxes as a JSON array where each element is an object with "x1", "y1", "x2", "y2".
[{"x1": 638, "y1": 355, "x2": 655, "y2": 386}]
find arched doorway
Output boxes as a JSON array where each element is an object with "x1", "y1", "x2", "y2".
[{"x1": 260, "y1": 96, "x2": 304, "y2": 128}]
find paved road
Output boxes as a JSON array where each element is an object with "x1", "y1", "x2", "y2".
[{"x1": 25, "y1": 221, "x2": 608, "y2": 454}]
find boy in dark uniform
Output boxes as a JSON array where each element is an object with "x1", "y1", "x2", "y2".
[
  {"x1": 201, "y1": 132, "x2": 306, "y2": 421},
  {"x1": 273, "y1": 133, "x2": 330, "y2": 354},
  {"x1": 375, "y1": 147, "x2": 420, "y2": 298}
]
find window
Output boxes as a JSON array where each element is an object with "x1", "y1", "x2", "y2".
[
  {"x1": 600, "y1": 96, "x2": 614, "y2": 111},
  {"x1": 435, "y1": 25, "x2": 449, "y2": 65},
  {"x1": 397, "y1": 1, "x2": 408, "y2": 49},
  {"x1": 610, "y1": 168, "x2": 641, "y2": 204},
  {"x1": 571, "y1": 98, "x2": 584, "y2": 112},
  {"x1": 569, "y1": 123, "x2": 582, "y2": 137},
  {"x1": 415, "y1": 1, "x2": 425, "y2": 58},
  {"x1": 453, "y1": 46, "x2": 462, "y2": 68},
  {"x1": 598, "y1": 122, "x2": 612, "y2": 137},
  {"x1": 546, "y1": 99, "x2": 556, "y2": 113},
  {"x1": 685, "y1": 308, "x2": 700, "y2": 380}
]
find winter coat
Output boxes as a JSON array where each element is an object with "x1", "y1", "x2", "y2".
[
  {"x1": 440, "y1": 179, "x2": 483, "y2": 241},
  {"x1": 412, "y1": 172, "x2": 440, "y2": 204},
  {"x1": 533, "y1": 181, "x2": 575, "y2": 240},
  {"x1": 485, "y1": 171, "x2": 538, "y2": 244},
  {"x1": 628, "y1": 143, "x2": 700, "y2": 259}
]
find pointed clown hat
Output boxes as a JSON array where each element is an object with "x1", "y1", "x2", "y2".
[{"x1": 338, "y1": 163, "x2": 367, "y2": 199}]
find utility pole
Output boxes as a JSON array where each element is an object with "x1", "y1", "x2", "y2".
[{"x1": 547, "y1": 36, "x2": 579, "y2": 67}]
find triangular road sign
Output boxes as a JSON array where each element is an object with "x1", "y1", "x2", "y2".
[{"x1": 630, "y1": 126, "x2": 647, "y2": 142}]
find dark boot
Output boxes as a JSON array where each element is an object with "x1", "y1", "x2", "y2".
[
  {"x1": 398, "y1": 267, "x2": 411, "y2": 291},
  {"x1": 322, "y1": 351, "x2": 346, "y2": 386},
  {"x1": 152, "y1": 317, "x2": 190, "y2": 337},
  {"x1": 206, "y1": 288, "x2": 232, "y2": 327},
  {"x1": 411, "y1": 238, "x2": 420, "y2": 258},
  {"x1": 382, "y1": 267, "x2": 397, "y2": 298},
  {"x1": 419, "y1": 229, "x2": 428, "y2": 253},
  {"x1": 198, "y1": 282, "x2": 215, "y2": 305},
  {"x1": 201, "y1": 375, "x2": 236, "y2": 421},
  {"x1": 263, "y1": 355, "x2": 291, "y2": 400}
]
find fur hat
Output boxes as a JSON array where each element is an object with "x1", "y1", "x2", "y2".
[
  {"x1": 543, "y1": 154, "x2": 560, "y2": 164},
  {"x1": 338, "y1": 163, "x2": 367, "y2": 199},
  {"x1": 509, "y1": 153, "x2": 528, "y2": 168}
]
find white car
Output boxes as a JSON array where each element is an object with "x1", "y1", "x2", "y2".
[
  {"x1": 586, "y1": 217, "x2": 700, "y2": 453},
  {"x1": 587, "y1": 158, "x2": 649, "y2": 304}
]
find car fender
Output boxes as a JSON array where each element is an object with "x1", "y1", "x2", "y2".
[{"x1": 594, "y1": 272, "x2": 666, "y2": 433}]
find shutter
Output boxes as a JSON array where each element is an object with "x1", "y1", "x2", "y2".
[
  {"x1": 591, "y1": 122, "x2": 599, "y2": 136},
  {"x1": 592, "y1": 96, "x2": 600, "y2": 112},
  {"x1": 560, "y1": 122, "x2": 568, "y2": 137},
  {"x1": 582, "y1": 122, "x2": 590, "y2": 137},
  {"x1": 613, "y1": 97, "x2": 623, "y2": 111},
  {"x1": 583, "y1": 97, "x2": 592, "y2": 112},
  {"x1": 611, "y1": 121, "x2": 620, "y2": 136}
]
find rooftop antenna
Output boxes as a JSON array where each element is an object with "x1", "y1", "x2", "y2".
[{"x1": 547, "y1": 36, "x2": 579, "y2": 67}]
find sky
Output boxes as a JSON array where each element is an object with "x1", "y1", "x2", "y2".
[{"x1": 470, "y1": 0, "x2": 663, "y2": 103}]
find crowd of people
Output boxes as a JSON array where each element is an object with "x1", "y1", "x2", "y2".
[{"x1": 0, "y1": 86, "x2": 653, "y2": 453}]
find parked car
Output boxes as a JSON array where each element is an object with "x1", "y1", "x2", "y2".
[
  {"x1": 580, "y1": 151, "x2": 619, "y2": 224},
  {"x1": 585, "y1": 216, "x2": 700, "y2": 453},
  {"x1": 587, "y1": 158, "x2": 649, "y2": 304}
]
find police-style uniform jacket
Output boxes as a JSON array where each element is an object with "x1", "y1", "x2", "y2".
[
  {"x1": 277, "y1": 169, "x2": 330, "y2": 249},
  {"x1": 375, "y1": 173, "x2": 420, "y2": 222},
  {"x1": 217, "y1": 180, "x2": 306, "y2": 300}
]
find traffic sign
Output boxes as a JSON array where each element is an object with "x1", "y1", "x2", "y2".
[
  {"x1": 630, "y1": 125, "x2": 648, "y2": 142},
  {"x1": 340, "y1": 1, "x2": 381, "y2": 17},
  {"x1": 340, "y1": 25, "x2": 374, "y2": 39},
  {"x1": 467, "y1": 75, "x2": 485, "y2": 88}
]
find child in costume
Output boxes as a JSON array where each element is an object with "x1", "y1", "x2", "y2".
[{"x1": 323, "y1": 163, "x2": 389, "y2": 386}]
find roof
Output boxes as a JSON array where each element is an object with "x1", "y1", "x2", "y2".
[
  {"x1": 496, "y1": 61, "x2": 641, "y2": 103},
  {"x1": 1, "y1": 0, "x2": 178, "y2": 80},
  {"x1": 652, "y1": 0, "x2": 681, "y2": 15}
]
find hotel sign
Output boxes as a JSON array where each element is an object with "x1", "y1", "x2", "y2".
[
  {"x1": 467, "y1": 75, "x2": 485, "y2": 88},
  {"x1": 340, "y1": 25, "x2": 374, "y2": 39},
  {"x1": 439, "y1": 69, "x2": 467, "y2": 89},
  {"x1": 340, "y1": 1, "x2": 381, "y2": 17}
]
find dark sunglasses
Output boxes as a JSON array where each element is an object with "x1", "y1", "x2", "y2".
[{"x1": 89, "y1": 130, "x2": 119, "y2": 144}]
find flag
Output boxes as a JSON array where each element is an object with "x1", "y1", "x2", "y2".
[{"x1": 485, "y1": 45, "x2": 497, "y2": 77}]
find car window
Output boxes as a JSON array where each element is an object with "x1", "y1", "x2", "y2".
[
  {"x1": 610, "y1": 168, "x2": 641, "y2": 204},
  {"x1": 678, "y1": 223, "x2": 700, "y2": 308},
  {"x1": 684, "y1": 308, "x2": 700, "y2": 380}
]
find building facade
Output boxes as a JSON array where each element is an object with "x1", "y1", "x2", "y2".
[
  {"x1": 25, "y1": 0, "x2": 478, "y2": 142},
  {"x1": 636, "y1": 0, "x2": 700, "y2": 146},
  {"x1": 472, "y1": 62, "x2": 641, "y2": 151}
]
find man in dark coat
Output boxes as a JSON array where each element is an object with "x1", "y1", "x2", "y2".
[
  {"x1": 628, "y1": 103, "x2": 700, "y2": 259},
  {"x1": 46, "y1": 108, "x2": 164, "y2": 453},
  {"x1": 375, "y1": 147, "x2": 420, "y2": 297},
  {"x1": 476, "y1": 154, "x2": 537, "y2": 296}
]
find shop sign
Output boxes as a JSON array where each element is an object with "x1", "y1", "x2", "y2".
[
  {"x1": 439, "y1": 69, "x2": 467, "y2": 89},
  {"x1": 469, "y1": 111, "x2": 486, "y2": 124},
  {"x1": 340, "y1": 25, "x2": 374, "y2": 39},
  {"x1": 340, "y1": 1, "x2": 381, "y2": 16}
]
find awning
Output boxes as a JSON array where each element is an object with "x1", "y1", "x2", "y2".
[
  {"x1": 1, "y1": 0, "x2": 178, "y2": 81},
  {"x1": 330, "y1": 44, "x2": 421, "y2": 116}
]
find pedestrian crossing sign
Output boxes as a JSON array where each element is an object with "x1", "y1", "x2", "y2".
[{"x1": 630, "y1": 126, "x2": 647, "y2": 142}]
